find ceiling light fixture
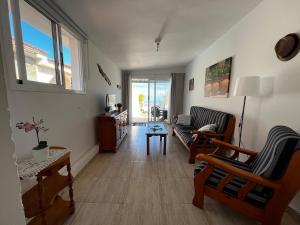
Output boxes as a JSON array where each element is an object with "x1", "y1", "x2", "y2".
[{"x1": 155, "y1": 38, "x2": 161, "y2": 52}]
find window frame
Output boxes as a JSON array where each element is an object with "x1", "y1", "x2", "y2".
[{"x1": 0, "y1": 0, "x2": 88, "y2": 94}]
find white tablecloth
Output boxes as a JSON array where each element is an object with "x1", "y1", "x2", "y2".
[{"x1": 17, "y1": 149, "x2": 70, "y2": 179}]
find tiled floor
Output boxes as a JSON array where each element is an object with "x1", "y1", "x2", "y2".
[{"x1": 63, "y1": 125, "x2": 300, "y2": 225}]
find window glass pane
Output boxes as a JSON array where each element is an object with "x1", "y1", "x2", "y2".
[
  {"x1": 7, "y1": 0, "x2": 20, "y2": 79},
  {"x1": 19, "y1": 0, "x2": 57, "y2": 84},
  {"x1": 61, "y1": 26, "x2": 82, "y2": 90}
]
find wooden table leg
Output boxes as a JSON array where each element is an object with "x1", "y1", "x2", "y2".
[
  {"x1": 37, "y1": 176, "x2": 47, "y2": 225},
  {"x1": 67, "y1": 161, "x2": 75, "y2": 213},
  {"x1": 147, "y1": 135, "x2": 150, "y2": 155},
  {"x1": 163, "y1": 135, "x2": 167, "y2": 155}
]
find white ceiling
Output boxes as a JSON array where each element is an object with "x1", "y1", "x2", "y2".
[{"x1": 54, "y1": 0, "x2": 262, "y2": 70}]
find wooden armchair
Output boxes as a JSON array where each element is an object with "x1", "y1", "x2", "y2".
[{"x1": 193, "y1": 125, "x2": 300, "y2": 225}]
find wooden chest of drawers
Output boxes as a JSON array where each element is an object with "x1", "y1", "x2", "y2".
[{"x1": 96, "y1": 110, "x2": 128, "y2": 152}]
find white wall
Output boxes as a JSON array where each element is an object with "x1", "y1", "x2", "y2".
[
  {"x1": 183, "y1": 0, "x2": 300, "y2": 212},
  {"x1": 7, "y1": 40, "x2": 121, "y2": 171},
  {"x1": 130, "y1": 66, "x2": 186, "y2": 79},
  {"x1": 0, "y1": 46, "x2": 26, "y2": 225}
]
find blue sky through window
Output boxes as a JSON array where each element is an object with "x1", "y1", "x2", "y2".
[
  {"x1": 132, "y1": 82, "x2": 171, "y2": 105},
  {"x1": 9, "y1": 14, "x2": 71, "y2": 65}
]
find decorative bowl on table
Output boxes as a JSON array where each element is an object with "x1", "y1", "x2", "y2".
[{"x1": 150, "y1": 126, "x2": 162, "y2": 132}]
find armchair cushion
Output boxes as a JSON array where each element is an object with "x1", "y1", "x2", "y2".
[
  {"x1": 209, "y1": 154, "x2": 253, "y2": 172},
  {"x1": 195, "y1": 155, "x2": 273, "y2": 208},
  {"x1": 252, "y1": 126, "x2": 300, "y2": 179}
]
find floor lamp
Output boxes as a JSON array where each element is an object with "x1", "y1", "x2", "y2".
[{"x1": 233, "y1": 76, "x2": 260, "y2": 147}]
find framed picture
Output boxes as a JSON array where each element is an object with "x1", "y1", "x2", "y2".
[
  {"x1": 204, "y1": 57, "x2": 232, "y2": 97},
  {"x1": 189, "y1": 78, "x2": 194, "y2": 91}
]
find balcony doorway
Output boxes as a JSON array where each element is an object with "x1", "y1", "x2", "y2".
[{"x1": 131, "y1": 78, "x2": 171, "y2": 124}]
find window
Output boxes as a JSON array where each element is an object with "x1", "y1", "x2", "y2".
[
  {"x1": 61, "y1": 26, "x2": 83, "y2": 90},
  {"x1": 19, "y1": 0, "x2": 57, "y2": 84},
  {"x1": 8, "y1": 0, "x2": 20, "y2": 80},
  {"x1": 6, "y1": 0, "x2": 86, "y2": 92}
]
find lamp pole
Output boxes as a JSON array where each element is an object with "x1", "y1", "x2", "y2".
[{"x1": 238, "y1": 96, "x2": 247, "y2": 147}]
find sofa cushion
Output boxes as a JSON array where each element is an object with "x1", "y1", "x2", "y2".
[
  {"x1": 176, "y1": 114, "x2": 191, "y2": 126},
  {"x1": 198, "y1": 124, "x2": 218, "y2": 133},
  {"x1": 173, "y1": 124, "x2": 195, "y2": 144},
  {"x1": 194, "y1": 155, "x2": 272, "y2": 208},
  {"x1": 190, "y1": 106, "x2": 210, "y2": 129},
  {"x1": 206, "y1": 110, "x2": 230, "y2": 133},
  {"x1": 252, "y1": 125, "x2": 300, "y2": 180},
  {"x1": 189, "y1": 106, "x2": 231, "y2": 133}
]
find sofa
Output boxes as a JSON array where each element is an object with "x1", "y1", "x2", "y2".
[{"x1": 172, "y1": 106, "x2": 235, "y2": 163}]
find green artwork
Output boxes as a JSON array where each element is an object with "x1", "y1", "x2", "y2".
[{"x1": 205, "y1": 57, "x2": 232, "y2": 97}]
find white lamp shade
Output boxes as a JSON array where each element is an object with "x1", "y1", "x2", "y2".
[{"x1": 233, "y1": 76, "x2": 260, "y2": 96}]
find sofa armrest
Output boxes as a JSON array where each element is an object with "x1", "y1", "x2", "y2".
[{"x1": 172, "y1": 115, "x2": 178, "y2": 124}]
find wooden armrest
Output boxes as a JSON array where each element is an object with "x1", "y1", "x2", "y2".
[
  {"x1": 192, "y1": 131, "x2": 225, "y2": 137},
  {"x1": 172, "y1": 115, "x2": 178, "y2": 123},
  {"x1": 49, "y1": 146, "x2": 67, "y2": 150},
  {"x1": 196, "y1": 154, "x2": 280, "y2": 190},
  {"x1": 211, "y1": 139, "x2": 257, "y2": 157}
]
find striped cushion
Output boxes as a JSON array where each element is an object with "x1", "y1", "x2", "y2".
[
  {"x1": 206, "y1": 110, "x2": 230, "y2": 133},
  {"x1": 189, "y1": 106, "x2": 231, "y2": 133},
  {"x1": 174, "y1": 124, "x2": 210, "y2": 146},
  {"x1": 252, "y1": 126, "x2": 300, "y2": 179},
  {"x1": 211, "y1": 154, "x2": 253, "y2": 172},
  {"x1": 190, "y1": 107, "x2": 210, "y2": 129},
  {"x1": 194, "y1": 155, "x2": 272, "y2": 208},
  {"x1": 174, "y1": 124, "x2": 195, "y2": 144}
]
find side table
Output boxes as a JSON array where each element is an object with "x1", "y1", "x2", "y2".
[{"x1": 18, "y1": 146, "x2": 75, "y2": 225}]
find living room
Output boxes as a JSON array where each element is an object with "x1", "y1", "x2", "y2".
[{"x1": 1, "y1": 0, "x2": 300, "y2": 225}]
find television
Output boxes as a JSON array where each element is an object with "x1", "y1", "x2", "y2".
[{"x1": 105, "y1": 94, "x2": 116, "y2": 112}]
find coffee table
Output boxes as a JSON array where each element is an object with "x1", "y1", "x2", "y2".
[{"x1": 145, "y1": 123, "x2": 168, "y2": 155}]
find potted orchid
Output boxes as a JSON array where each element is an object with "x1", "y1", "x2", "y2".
[{"x1": 16, "y1": 117, "x2": 49, "y2": 162}]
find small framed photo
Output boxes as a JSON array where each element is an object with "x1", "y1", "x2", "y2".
[{"x1": 189, "y1": 78, "x2": 194, "y2": 91}]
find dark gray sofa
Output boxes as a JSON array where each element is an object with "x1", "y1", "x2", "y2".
[{"x1": 172, "y1": 106, "x2": 236, "y2": 163}]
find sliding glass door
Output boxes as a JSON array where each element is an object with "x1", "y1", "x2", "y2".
[{"x1": 131, "y1": 78, "x2": 171, "y2": 124}]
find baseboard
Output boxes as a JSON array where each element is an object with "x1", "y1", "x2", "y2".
[
  {"x1": 71, "y1": 145, "x2": 98, "y2": 177},
  {"x1": 60, "y1": 145, "x2": 98, "y2": 177}
]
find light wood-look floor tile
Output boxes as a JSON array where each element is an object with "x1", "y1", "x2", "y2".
[
  {"x1": 160, "y1": 178, "x2": 194, "y2": 204},
  {"x1": 86, "y1": 177, "x2": 129, "y2": 203},
  {"x1": 68, "y1": 203, "x2": 122, "y2": 225},
  {"x1": 126, "y1": 178, "x2": 161, "y2": 205},
  {"x1": 163, "y1": 203, "x2": 210, "y2": 225},
  {"x1": 66, "y1": 125, "x2": 300, "y2": 225},
  {"x1": 119, "y1": 202, "x2": 165, "y2": 225}
]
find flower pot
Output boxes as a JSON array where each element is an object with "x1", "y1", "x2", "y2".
[{"x1": 32, "y1": 147, "x2": 48, "y2": 163}]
